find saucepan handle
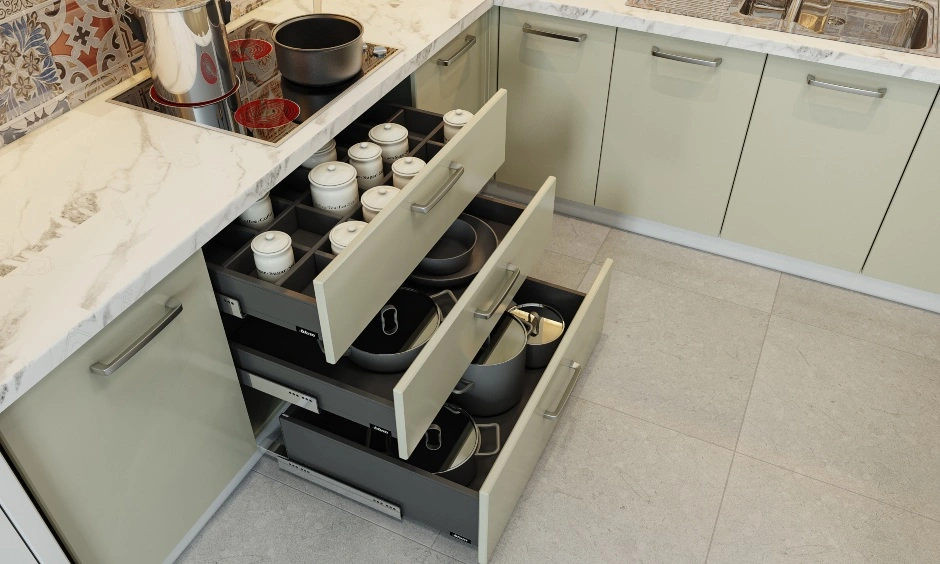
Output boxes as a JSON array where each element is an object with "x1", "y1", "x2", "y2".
[
  {"x1": 452, "y1": 379, "x2": 474, "y2": 395},
  {"x1": 474, "y1": 422, "x2": 501, "y2": 457}
]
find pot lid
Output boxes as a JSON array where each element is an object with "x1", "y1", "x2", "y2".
[
  {"x1": 369, "y1": 122, "x2": 408, "y2": 144},
  {"x1": 127, "y1": 0, "x2": 210, "y2": 12},
  {"x1": 314, "y1": 138, "x2": 336, "y2": 155},
  {"x1": 443, "y1": 109, "x2": 473, "y2": 127},
  {"x1": 436, "y1": 405, "x2": 477, "y2": 473},
  {"x1": 309, "y1": 162, "x2": 356, "y2": 188},
  {"x1": 510, "y1": 303, "x2": 565, "y2": 346},
  {"x1": 392, "y1": 156, "x2": 426, "y2": 177},
  {"x1": 251, "y1": 231, "x2": 292, "y2": 255},
  {"x1": 361, "y1": 185, "x2": 400, "y2": 212},
  {"x1": 329, "y1": 220, "x2": 368, "y2": 249},
  {"x1": 476, "y1": 315, "x2": 528, "y2": 365},
  {"x1": 348, "y1": 141, "x2": 382, "y2": 161}
]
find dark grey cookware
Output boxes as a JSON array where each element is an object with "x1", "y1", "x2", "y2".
[
  {"x1": 451, "y1": 313, "x2": 529, "y2": 417},
  {"x1": 408, "y1": 214, "x2": 498, "y2": 288},
  {"x1": 348, "y1": 288, "x2": 454, "y2": 372},
  {"x1": 273, "y1": 14, "x2": 364, "y2": 87},
  {"x1": 509, "y1": 303, "x2": 566, "y2": 369},
  {"x1": 419, "y1": 218, "x2": 478, "y2": 275}
]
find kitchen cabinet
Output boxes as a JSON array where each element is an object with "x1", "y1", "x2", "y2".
[
  {"x1": 0, "y1": 250, "x2": 257, "y2": 564},
  {"x1": 863, "y1": 93, "x2": 940, "y2": 294},
  {"x1": 413, "y1": 11, "x2": 496, "y2": 114},
  {"x1": 0, "y1": 452, "x2": 69, "y2": 563},
  {"x1": 595, "y1": 30, "x2": 765, "y2": 235},
  {"x1": 0, "y1": 508, "x2": 36, "y2": 564},
  {"x1": 722, "y1": 55, "x2": 938, "y2": 271},
  {"x1": 495, "y1": 8, "x2": 616, "y2": 204}
]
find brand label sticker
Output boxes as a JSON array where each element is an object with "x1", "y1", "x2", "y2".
[
  {"x1": 296, "y1": 326, "x2": 318, "y2": 339},
  {"x1": 369, "y1": 424, "x2": 391, "y2": 435},
  {"x1": 450, "y1": 532, "x2": 471, "y2": 544}
]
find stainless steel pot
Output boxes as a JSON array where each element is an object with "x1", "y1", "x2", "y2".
[
  {"x1": 273, "y1": 14, "x2": 364, "y2": 87},
  {"x1": 127, "y1": 0, "x2": 238, "y2": 105},
  {"x1": 451, "y1": 314, "x2": 529, "y2": 417},
  {"x1": 509, "y1": 303, "x2": 566, "y2": 369},
  {"x1": 419, "y1": 218, "x2": 477, "y2": 275},
  {"x1": 401, "y1": 404, "x2": 500, "y2": 486},
  {"x1": 150, "y1": 83, "x2": 243, "y2": 132},
  {"x1": 348, "y1": 289, "x2": 454, "y2": 373}
]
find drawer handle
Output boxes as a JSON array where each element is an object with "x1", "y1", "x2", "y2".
[
  {"x1": 473, "y1": 264, "x2": 520, "y2": 320},
  {"x1": 410, "y1": 162, "x2": 464, "y2": 214},
  {"x1": 90, "y1": 300, "x2": 183, "y2": 376},
  {"x1": 543, "y1": 360, "x2": 582, "y2": 420},
  {"x1": 806, "y1": 74, "x2": 886, "y2": 98},
  {"x1": 651, "y1": 46, "x2": 721, "y2": 67},
  {"x1": 437, "y1": 35, "x2": 476, "y2": 66},
  {"x1": 522, "y1": 23, "x2": 586, "y2": 43}
]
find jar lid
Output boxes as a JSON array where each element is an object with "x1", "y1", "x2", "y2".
[
  {"x1": 330, "y1": 221, "x2": 368, "y2": 249},
  {"x1": 309, "y1": 161, "x2": 356, "y2": 188},
  {"x1": 443, "y1": 109, "x2": 473, "y2": 128},
  {"x1": 369, "y1": 123, "x2": 408, "y2": 144},
  {"x1": 361, "y1": 185, "x2": 400, "y2": 212},
  {"x1": 348, "y1": 141, "x2": 382, "y2": 161},
  {"x1": 391, "y1": 156, "x2": 425, "y2": 177},
  {"x1": 509, "y1": 303, "x2": 565, "y2": 346},
  {"x1": 251, "y1": 231, "x2": 292, "y2": 255},
  {"x1": 314, "y1": 139, "x2": 336, "y2": 155}
]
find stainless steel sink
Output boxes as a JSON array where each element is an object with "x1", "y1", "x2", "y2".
[{"x1": 739, "y1": 0, "x2": 934, "y2": 49}]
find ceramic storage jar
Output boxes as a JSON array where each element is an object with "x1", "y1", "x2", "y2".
[
  {"x1": 369, "y1": 123, "x2": 409, "y2": 164},
  {"x1": 361, "y1": 185, "x2": 400, "y2": 222},
  {"x1": 391, "y1": 156, "x2": 426, "y2": 188},
  {"x1": 308, "y1": 162, "x2": 359, "y2": 214},
  {"x1": 347, "y1": 141, "x2": 384, "y2": 189},
  {"x1": 237, "y1": 193, "x2": 275, "y2": 230},
  {"x1": 302, "y1": 139, "x2": 337, "y2": 169},
  {"x1": 443, "y1": 109, "x2": 473, "y2": 142},
  {"x1": 251, "y1": 231, "x2": 295, "y2": 282},
  {"x1": 329, "y1": 220, "x2": 368, "y2": 254}
]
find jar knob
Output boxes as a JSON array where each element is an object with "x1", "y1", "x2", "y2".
[
  {"x1": 348, "y1": 225, "x2": 358, "y2": 232},
  {"x1": 455, "y1": 110, "x2": 463, "y2": 115},
  {"x1": 327, "y1": 164, "x2": 336, "y2": 171},
  {"x1": 378, "y1": 187, "x2": 387, "y2": 195},
  {"x1": 360, "y1": 142, "x2": 368, "y2": 148},
  {"x1": 384, "y1": 124, "x2": 391, "y2": 130},
  {"x1": 265, "y1": 233, "x2": 274, "y2": 241}
]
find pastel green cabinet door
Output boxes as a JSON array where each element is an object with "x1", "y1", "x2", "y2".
[
  {"x1": 414, "y1": 14, "x2": 491, "y2": 114},
  {"x1": 722, "y1": 55, "x2": 937, "y2": 271},
  {"x1": 863, "y1": 96, "x2": 940, "y2": 294},
  {"x1": 595, "y1": 30, "x2": 765, "y2": 235},
  {"x1": 496, "y1": 8, "x2": 615, "y2": 204},
  {"x1": 0, "y1": 251, "x2": 257, "y2": 564}
]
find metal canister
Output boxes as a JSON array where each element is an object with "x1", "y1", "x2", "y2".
[{"x1": 128, "y1": 0, "x2": 238, "y2": 105}]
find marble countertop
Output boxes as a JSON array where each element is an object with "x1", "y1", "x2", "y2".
[{"x1": 3, "y1": 0, "x2": 940, "y2": 414}]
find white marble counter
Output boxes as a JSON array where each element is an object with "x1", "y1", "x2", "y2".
[{"x1": 3, "y1": 0, "x2": 940, "y2": 413}]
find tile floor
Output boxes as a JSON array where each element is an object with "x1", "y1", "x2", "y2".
[{"x1": 178, "y1": 215, "x2": 940, "y2": 564}]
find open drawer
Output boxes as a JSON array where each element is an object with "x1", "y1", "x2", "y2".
[
  {"x1": 205, "y1": 89, "x2": 508, "y2": 364},
  {"x1": 279, "y1": 262, "x2": 613, "y2": 564},
  {"x1": 225, "y1": 179, "x2": 557, "y2": 458}
]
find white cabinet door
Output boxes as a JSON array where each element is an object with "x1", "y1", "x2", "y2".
[
  {"x1": 495, "y1": 8, "x2": 615, "y2": 204},
  {"x1": 0, "y1": 250, "x2": 257, "y2": 564},
  {"x1": 722, "y1": 55, "x2": 937, "y2": 271},
  {"x1": 0, "y1": 508, "x2": 36, "y2": 564},
  {"x1": 596, "y1": 30, "x2": 765, "y2": 235}
]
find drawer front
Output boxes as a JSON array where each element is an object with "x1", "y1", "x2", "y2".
[
  {"x1": 315, "y1": 89, "x2": 508, "y2": 363},
  {"x1": 394, "y1": 177, "x2": 556, "y2": 459},
  {"x1": 722, "y1": 55, "x2": 938, "y2": 271},
  {"x1": 478, "y1": 259, "x2": 612, "y2": 563}
]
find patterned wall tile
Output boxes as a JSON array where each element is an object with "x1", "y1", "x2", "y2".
[
  {"x1": 0, "y1": 0, "x2": 42, "y2": 20},
  {"x1": 44, "y1": 0, "x2": 128, "y2": 90},
  {"x1": 0, "y1": 94, "x2": 68, "y2": 146},
  {"x1": 0, "y1": 11, "x2": 62, "y2": 124}
]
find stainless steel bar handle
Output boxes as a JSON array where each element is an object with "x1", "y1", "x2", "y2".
[
  {"x1": 90, "y1": 300, "x2": 183, "y2": 376},
  {"x1": 651, "y1": 46, "x2": 721, "y2": 67},
  {"x1": 437, "y1": 35, "x2": 477, "y2": 66},
  {"x1": 543, "y1": 360, "x2": 583, "y2": 420},
  {"x1": 474, "y1": 264, "x2": 521, "y2": 320},
  {"x1": 806, "y1": 74, "x2": 887, "y2": 98},
  {"x1": 522, "y1": 23, "x2": 587, "y2": 43},
  {"x1": 411, "y1": 162, "x2": 464, "y2": 214}
]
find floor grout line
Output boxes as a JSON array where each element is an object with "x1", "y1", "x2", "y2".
[{"x1": 702, "y1": 452, "x2": 737, "y2": 564}]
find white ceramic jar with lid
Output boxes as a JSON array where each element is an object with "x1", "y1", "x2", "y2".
[
  {"x1": 391, "y1": 156, "x2": 426, "y2": 189},
  {"x1": 443, "y1": 109, "x2": 473, "y2": 142},
  {"x1": 308, "y1": 161, "x2": 359, "y2": 213},
  {"x1": 329, "y1": 220, "x2": 369, "y2": 254},
  {"x1": 368, "y1": 123, "x2": 409, "y2": 164},
  {"x1": 237, "y1": 193, "x2": 275, "y2": 230},
  {"x1": 302, "y1": 138, "x2": 337, "y2": 169},
  {"x1": 361, "y1": 185, "x2": 400, "y2": 222},
  {"x1": 251, "y1": 231, "x2": 295, "y2": 283},
  {"x1": 347, "y1": 141, "x2": 384, "y2": 189}
]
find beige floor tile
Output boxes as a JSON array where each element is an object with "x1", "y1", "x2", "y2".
[
  {"x1": 575, "y1": 269, "x2": 769, "y2": 448},
  {"x1": 490, "y1": 399, "x2": 733, "y2": 564},
  {"x1": 737, "y1": 316, "x2": 940, "y2": 520},
  {"x1": 578, "y1": 263, "x2": 602, "y2": 292},
  {"x1": 531, "y1": 250, "x2": 592, "y2": 289},
  {"x1": 773, "y1": 274, "x2": 940, "y2": 362},
  {"x1": 708, "y1": 455, "x2": 940, "y2": 564},
  {"x1": 595, "y1": 230, "x2": 781, "y2": 312},
  {"x1": 546, "y1": 214, "x2": 610, "y2": 261}
]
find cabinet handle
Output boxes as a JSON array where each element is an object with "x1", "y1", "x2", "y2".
[
  {"x1": 90, "y1": 300, "x2": 183, "y2": 376},
  {"x1": 522, "y1": 23, "x2": 586, "y2": 43},
  {"x1": 542, "y1": 360, "x2": 582, "y2": 420},
  {"x1": 474, "y1": 264, "x2": 520, "y2": 320},
  {"x1": 437, "y1": 35, "x2": 476, "y2": 66},
  {"x1": 651, "y1": 46, "x2": 721, "y2": 67},
  {"x1": 410, "y1": 162, "x2": 464, "y2": 214},
  {"x1": 806, "y1": 74, "x2": 886, "y2": 98}
]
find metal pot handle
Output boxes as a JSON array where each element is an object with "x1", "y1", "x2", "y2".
[
  {"x1": 424, "y1": 424, "x2": 442, "y2": 451},
  {"x1": 380, "y1": 305, "x2": 399, "y2": 335},
  {"x1": 474, "y1": 422, "x2": 501, "y2": 457},
  {"x1": 525, "y1": 311, "x2": 541, "y2": 337},
  {"x1": 451, "y1": 379, "x2": 474, "y2": 395}
]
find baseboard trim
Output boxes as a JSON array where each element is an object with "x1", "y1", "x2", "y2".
[{"x1": 483, "y1": 182, "x2": 940, "y2": 314}]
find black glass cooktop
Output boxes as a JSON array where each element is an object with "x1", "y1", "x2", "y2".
[{"x1": 109, "y1": 20, "x2": 400, "y2": 145}]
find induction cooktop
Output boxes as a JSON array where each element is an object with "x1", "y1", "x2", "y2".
[{"x1": 109, "y1": 20, "x2": 400, "y2": 146}]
